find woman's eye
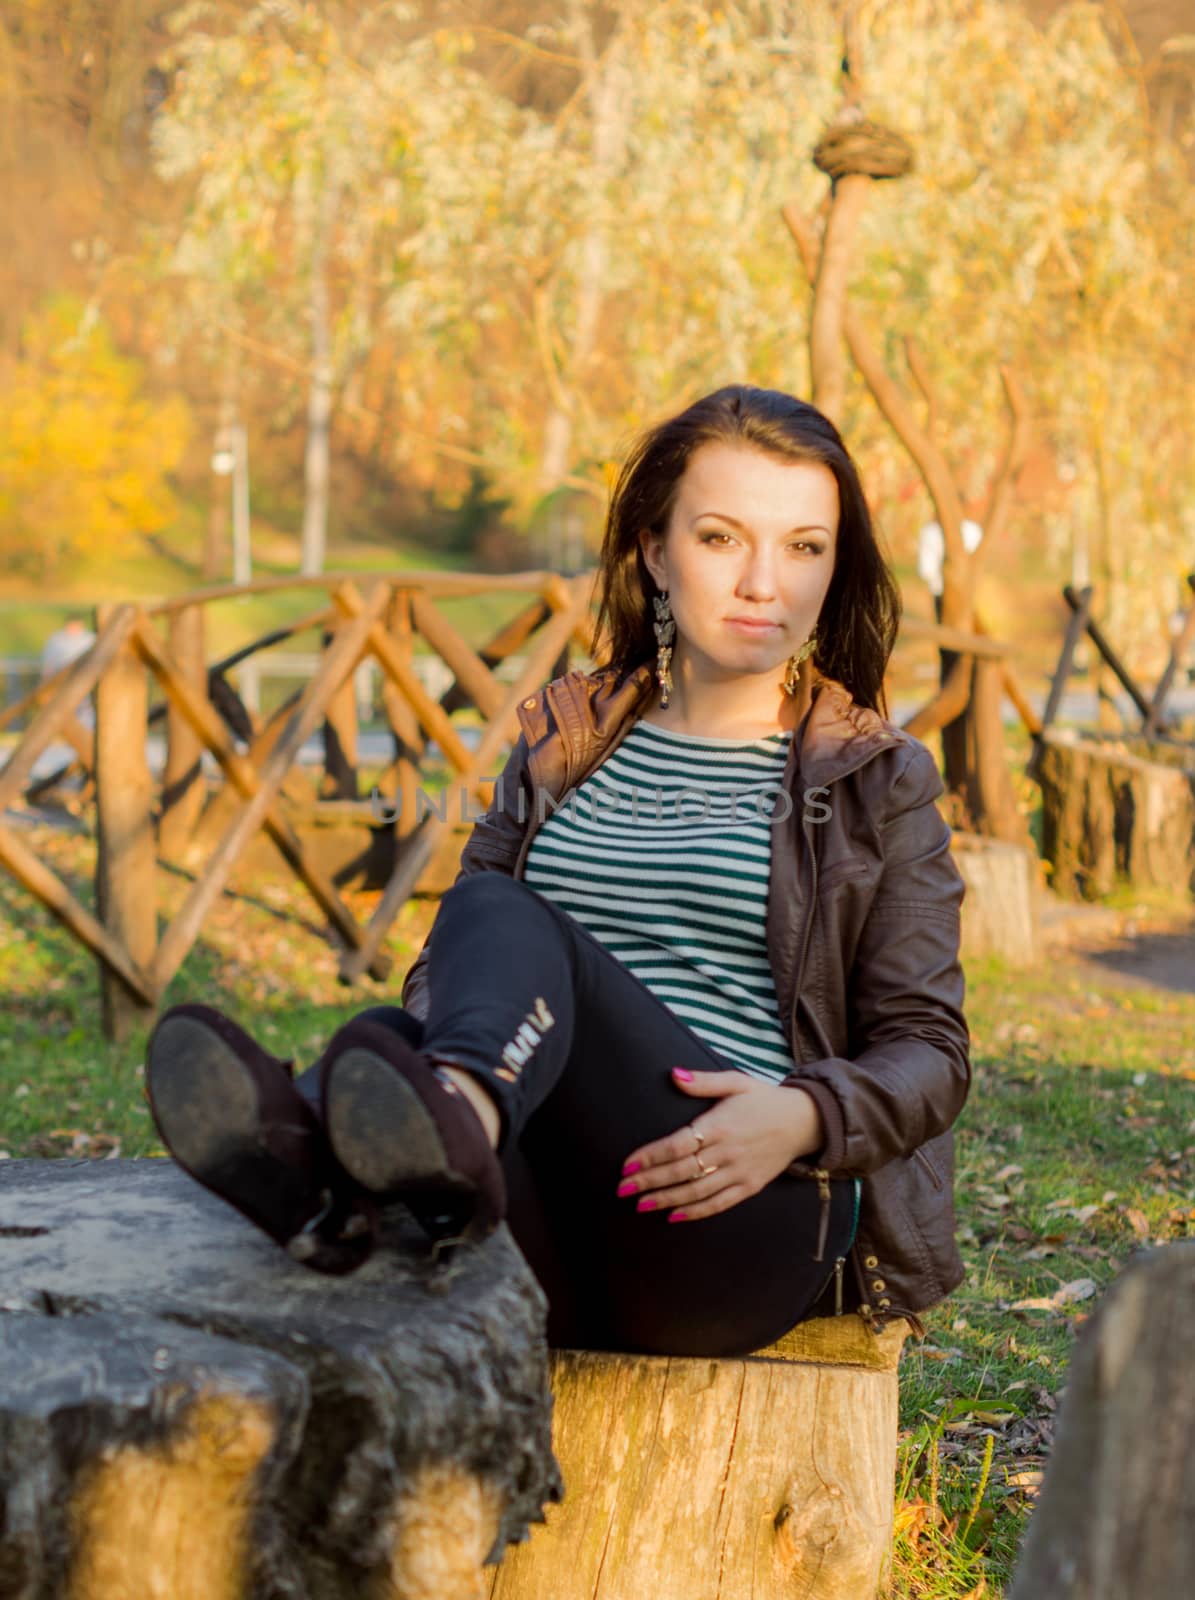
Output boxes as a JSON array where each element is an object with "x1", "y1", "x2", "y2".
[{"x1": 699, "y1": 531, "x2": 823, "y2": 554}]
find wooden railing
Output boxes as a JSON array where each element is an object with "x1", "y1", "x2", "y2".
[
  {"x1": 0, "y1": 569, "x2": 1023, "y2": 1039},
  {"x1": 0, "y1": 571, "x2": 593, "y2": 1039}
]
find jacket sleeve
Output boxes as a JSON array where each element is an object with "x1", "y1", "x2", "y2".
[
  {"x1": 781, "y1": 743, "x2": 971, "y2": 1176},
  {"x1": 399, "y1": 732, "x2": 533, "y2": 1021}
]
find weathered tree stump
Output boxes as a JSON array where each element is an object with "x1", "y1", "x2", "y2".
[
  {"x1": 488, "y1": 1315, "x2": 909, "y2": 1600},
  {"x1": 1008, "y1": 1242, "x2": 1195, "y2": 1600},
  {"x1": 1037, "y1": 728, "x2": 1195, "y2": 902},
  {"x1": 949, "y1": 831, "x2": 1040, "y2": 967},
  {"x1": 0, "y1": 1159, "x2": 561, "y2": 1600}
]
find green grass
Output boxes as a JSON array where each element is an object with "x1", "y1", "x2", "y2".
[
  {"x1": 1, "y1": 824, "x2": 1193, "y2": 1595},
  {"x1": 884, "y1": 937, "x2": 1195, "y2": 1594}
]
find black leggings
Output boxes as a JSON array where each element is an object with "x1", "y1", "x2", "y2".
[{"x1": 295, "y1": 873, "x2": 856, "y2": 1358}]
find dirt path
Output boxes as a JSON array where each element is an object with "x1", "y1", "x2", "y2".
[{"x1": 1041, "y1": 902, "x2": 1195, "y2": 998}]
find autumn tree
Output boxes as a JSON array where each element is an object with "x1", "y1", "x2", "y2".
[
  {"x1": 0, "y1": 296, "x2": 190, "y2": 577},
  {"x1": 151, "y1": 0, "x2": 448, "y2": 574}
]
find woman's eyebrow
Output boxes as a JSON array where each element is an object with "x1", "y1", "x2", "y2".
[{"x1": 692, "y1": 512, "x2": 833, "y2": 536}]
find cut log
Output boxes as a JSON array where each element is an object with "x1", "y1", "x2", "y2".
[
  {"x1": 0, "y1": 1159, "x2": 561, "y2": 1599},
  {"x1": 487, "y1": 1316, "x2": 909, "y2": 1600},
  {"x1": 1008, "y1": 1242, "x2": 1195, "y2": 1600},
  {"x1": 949, "y1": 831, "x2": 1041, "y2": 967},
  {"x1": 1037, "y1": 728, "x2": 1195, "y2": 901}
]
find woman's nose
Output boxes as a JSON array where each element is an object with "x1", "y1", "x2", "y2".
[{"x1": 736, "y1": 553, "x2": 778, "y2": 600}]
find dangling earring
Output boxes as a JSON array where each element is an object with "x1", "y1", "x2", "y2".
[
  {"x1": 782, "y1": 628, "x2": 818, "y2": 697},
  {"x1": 652, "y1": 590, "x2": 676, "y2": 708}
]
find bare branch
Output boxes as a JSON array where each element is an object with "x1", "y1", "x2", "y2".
[
  {"x1": 782, "y1": 203, "x2": 972, "y2": 624},
  {"x1": 979, "y1": 365, "x2": 1032, "y2": 558},
  {"x1": 903, "y1": 336, "x2": 939, "y2": 441}
]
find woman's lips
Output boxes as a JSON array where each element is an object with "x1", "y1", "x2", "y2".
[{"x1": 725, "y1": 617, "x2": 780, "y2": 633}]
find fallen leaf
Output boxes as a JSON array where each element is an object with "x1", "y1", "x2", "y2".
[
  {"x1": 1009, "y1": 1278, "x2": 1097, "y2": 1313},
  {"x1": 1124, "y1": 1208, "x2": 1150, "y2": 1239},
  {"x1": 1006, "y1": 1469, "x2": 1043, "y2": 1496},
  {"x1": 1054, "y1": 1277, "x2": 1097, "y2": 1305}
]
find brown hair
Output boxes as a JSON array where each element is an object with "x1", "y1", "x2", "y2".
[{"x1": 591, "y1": 384, "x2": 901, "y2": 715}]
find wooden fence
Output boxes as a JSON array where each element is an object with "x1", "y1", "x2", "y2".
[{"x1": 0, "y1": 570, "x2": 1025, "y2": 1040}]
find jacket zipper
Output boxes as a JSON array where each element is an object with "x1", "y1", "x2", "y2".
[{"x1": 812, "y1": 1167, "x2": 831, "y2": 1262}]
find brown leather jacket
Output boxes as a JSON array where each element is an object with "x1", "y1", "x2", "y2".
[{"x1": 401, "y1": 661, "x2": 971, "y2": 1336}]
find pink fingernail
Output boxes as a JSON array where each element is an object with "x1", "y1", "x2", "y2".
[
  {"x1": 672, "y1": 1067, "x2": 694, "y2": 1082},
  {"x1": 668, "y1": 1211, "x2": 688, "y2": 1223},
  {"x1": 617, "y1": 1180, "x2": 638, "y2": 1198},
  {"x1": 636, "y1": 1197, "x2": 656, "y2": 1212},
  {"x1": 622, "y1": 1159, "x2": 642, "y2": 1175}
]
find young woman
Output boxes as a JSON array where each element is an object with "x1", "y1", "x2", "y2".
[{"x1": 147, "y1": 385, "x2": 970, "y2": 1359}]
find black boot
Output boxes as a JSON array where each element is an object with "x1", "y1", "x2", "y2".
[
  {"x1": 146, "y1": 1004, "x2": 379, "y2": 1275},
  {"x1": 320, "y1": 1018, "x2": 507, "y2": 1253}
]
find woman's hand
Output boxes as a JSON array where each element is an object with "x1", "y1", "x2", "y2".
[{"x1": 616, "y1": 1067, "x2": 826, "y2": 1223}]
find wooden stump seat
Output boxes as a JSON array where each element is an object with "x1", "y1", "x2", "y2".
[
  {"x1": 0, "y1": 1159, "x2": 560, "y2": 1600},
  {"x1": 489, "y1": 1316, "x2": 909, "y2": 1600},
  {"x1": 1, "y1": 1161, "x2": 909, "y2": 1600},
  {"x1": 950, "y1": 830, "x2": 1040, "y2": 967},
  {"x1": 1037, "y1": 727, "x2": 1195, "y2": 901}
]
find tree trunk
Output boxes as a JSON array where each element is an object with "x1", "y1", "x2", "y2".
[
  {"x1": 1008, "y1": 1242, "x2": 1195, "y2": 1600},
  {"x1": 809, "y1": 173, "x2": 871, "y2": 426},
  {"x1": 301, "y1": 179, "x2": 340, "y2": 578},
  {"x1": 0, "y1": 1159, "x2": 561, "y2": 1600},
  {"x1": 536, "y1": 8, "x2": 628, "y2": 497}
]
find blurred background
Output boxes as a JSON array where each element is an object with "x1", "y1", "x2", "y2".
[{"x1": 1, "y1": 0, "x2": 1192, "y2": 696}]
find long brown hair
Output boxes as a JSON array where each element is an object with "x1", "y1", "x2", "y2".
[{"x1": 591, "y1": 385, "x2": 901, "y2": 715}]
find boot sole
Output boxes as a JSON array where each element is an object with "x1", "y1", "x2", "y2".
[
  {"x1": 324, "y1": 1046, "x2": 465, "y2": 1197},
  {"x1": 147, "y1": 1014, "x2": 325, "y2": 1245}
]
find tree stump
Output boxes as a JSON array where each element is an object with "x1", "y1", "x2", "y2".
[
  {"x1": 1008, "y1": 1242, "x2": 1195, "y2": 1600},
  {"x1": 949, "y1": 831, "x2": 1040, "y2": 967},
  {"x1": 1037, "y1": 728, "x2": 1195, "y2": 902},
  {"x1": 0, "y1": 1159, "x2": 561, "y2": 1600},
  {"x1": 487, "y1": 1315, "x2": 909, "y2": 1600}
]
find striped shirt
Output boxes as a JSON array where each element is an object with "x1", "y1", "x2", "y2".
[{"x1": 522, "y1": 718, "x2": 798, "y2": 1082}]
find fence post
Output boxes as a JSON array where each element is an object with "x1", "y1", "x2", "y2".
[
  {"x1": 160, "y1": 605, "x2": 207, "y2": 860},
  {"x1": 378, "y1": 590, "x2": 423, "y2": 842},
  {"x1": 322, "y1": 626, "x2": 360, "y2": 800},
  {"x1": 94, "y1": 604, "x2": 158, "y2": 1042}
]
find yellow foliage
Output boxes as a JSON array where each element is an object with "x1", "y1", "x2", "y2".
[{"x1": 0, "y1": 298, "x2": 190, "y2": 577}]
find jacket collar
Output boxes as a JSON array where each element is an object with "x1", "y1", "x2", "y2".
[{"x1": 526, "y1": 661, "x2": 900, "y2": 789}]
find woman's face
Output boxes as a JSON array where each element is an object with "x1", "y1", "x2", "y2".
[{"x1": 638, "y1": 441, "x2": 839, "y2": 686}]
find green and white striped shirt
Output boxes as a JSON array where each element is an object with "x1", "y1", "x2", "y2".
[{"x1": 523, "y1": 718, "x2": 797, "y2": 1082}]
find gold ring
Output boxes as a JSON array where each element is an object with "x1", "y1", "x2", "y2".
[
  {"x1": 691, "y1": 1126, "x2": 706, "y2": 1149},
  {"x1": 694, "y1": 1153, "x2": 719, "y2": 1178}
]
